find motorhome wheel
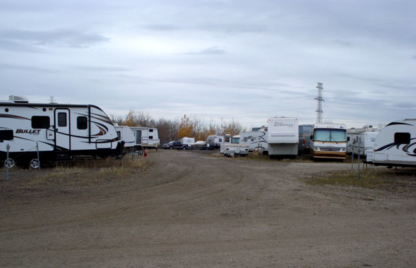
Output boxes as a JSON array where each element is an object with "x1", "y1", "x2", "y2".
[
  {"x1": 183, "y1": 147, "x2": 186, "y2": 150},
  {"x1": 29, "y1": 158, "x2": 40, "y2": 169},
  {"x1": 4, "y1": 158, "x2": 15, "y2": 168}
]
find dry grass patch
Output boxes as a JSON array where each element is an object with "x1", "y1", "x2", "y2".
[
  {"x1": 306, "y1": 167, "x2": 416, "y2": 193},
  {"x1": 1, "y1": 157, "x2": 153, "y2": 192}
]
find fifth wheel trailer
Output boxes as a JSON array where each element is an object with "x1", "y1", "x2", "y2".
[
  {"x1": 267, "y1": 117, "x2": 298, "y2": 157},
  {"x1": 0, "y1": 96, "x2": 123, "y2": 168}
]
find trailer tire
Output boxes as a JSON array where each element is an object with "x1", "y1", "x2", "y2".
[
  {"x1": 29, "y1": 158, "x2": 40, "y2": 169},
  {"x1": 4, "y1": 158, "x2": 15, "y2": 168}
]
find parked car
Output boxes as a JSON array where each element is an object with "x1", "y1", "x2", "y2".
[
  {"x1": 171, "y1": 141, "x2": 191, "y2": 150},
  {"x1": 163, "y1": 141, "x2": 174, "y2": 149}
]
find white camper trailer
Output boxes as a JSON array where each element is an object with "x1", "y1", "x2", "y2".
[
  {"x1": 0, "y1": 96, "x2": 123, "y2": 168},
  {"x1": 221, "y1": 135, "x2": 249, "y2": 156},
  {"x1": 239, "y1": 131, "x2": 268, "y2": 153},
  {"x1": 179, "y1": 137, "x2": 195, "y2": 149},
  {"x1": 370, "y1": 119, "x2": 416, "y2": 167},
  {"x1": 267, "y1": 117, "x2": 298, "y2": 157},
  {"x1": 347, "y1": 126, "x2": 379, "y2": 156},
  {"x1": 205, "y1": 135, "x2": 224, "y2": 149},
  {"x1": 310, "y1": 123, "x2": 348, "y2": 160},
  {"x1": 115, "y1": 125, "x2": 136, "y2": 152},
  {"x1": 130, "y1": 127, "x2": 160, "y2": 150}
]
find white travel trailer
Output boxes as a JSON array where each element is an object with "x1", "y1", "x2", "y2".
[
  {"x1": 347, "y1": 127, "x2": 379, "y2": 156},
  {"x1": 221, "y1": 135, "x2": 249, "y2": 156},
  {"x1": 370, "y1": 119, "x2": 416, "y2": 167},
  {"x1": 0, "y1": 96, "x2": 123, "y2": 168},
  {"x1": 267, "y1": 117, "x2": 298, "y2": 157},
  {"x1": 205, "y1": 135, "x2": 224, "y2": 149},
  {"x1": 130, "y1": 126, "x2": 160, "y2": 150},
  {"x1": 240, "y1": 131, "x2": 268, "y2": 153},
  {"x1": 179, "y1": 137, "x2": 195, "y2": 148},
  {"x1": 115, "y1": 125, "x2": 136, "y2": 152},
  {"x1": 310, "y1": 123, "x2": 348, "y2": 160}
]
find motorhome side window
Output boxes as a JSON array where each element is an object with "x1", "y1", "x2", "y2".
[
  {"x1": 149, "y1": 129, "x2": 153, "y2": 132},
  {"x1": 58, "y1": 113, "x2": 67, "y2": 127},
  {"x1": 0, "y1": 129, "x2": 13, "y2": 141},
  {"x1": 394, "y1": 133, "x2": 410, "y2": 144},
  {"x1": 149, "y1": 136, "x2": 153, "y2": 139},
  {"x1": 77, "y1": 116, "x2": 88, "y2": 130},
  {"x1": 32, "y1": 116, "x2": 50, "y2": 129}
]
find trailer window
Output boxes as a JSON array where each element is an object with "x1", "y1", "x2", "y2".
[
  {"x1": 149, "y1": 136, "x2": 153, "y2": 139},
  {"x1": 32, "y1": 116, "x2": 50, "y2": 129},
  {"x1": 394, "y1": 133, "x2": 410, "y2": 144},
  {"x1": 149, "y1": 129, "x2": 153, "y2": 132},
  {"x1": 0, "y1": 129, "x2": 13, "y2": 141},
  {"x1": 77, "y1": 116, "x2": 88, "y2": 130},
  {"x1": 58, "y1": 113, "x2": 67, "y2": 127}
]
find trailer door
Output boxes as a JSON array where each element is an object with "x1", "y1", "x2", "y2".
[
  {"x1": 135, "y1": 130, "x2": 142, "y2": 145},
  {"x1": 55, "y1": 109, "x2": 70, "y2": 150}
]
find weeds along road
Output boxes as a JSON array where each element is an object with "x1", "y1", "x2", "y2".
[{"x1": 1, "y1": 150, "x2": 415, "y2": 267}]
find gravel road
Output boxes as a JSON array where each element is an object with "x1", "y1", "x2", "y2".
[{"x1": 1, "y1": 150, "x2": 415, "y2": 267}]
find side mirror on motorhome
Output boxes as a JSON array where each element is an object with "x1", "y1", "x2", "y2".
[
  {"x1": 310, "y1": 135, "x2": 314, "y2": 140},
  {"x1": 347, "y1": 137, "x2": 350, "y2": 142}
]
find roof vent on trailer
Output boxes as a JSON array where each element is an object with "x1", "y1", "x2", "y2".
[{"x1": 9, "y1": 95, "x2": 29, "y2": 103}]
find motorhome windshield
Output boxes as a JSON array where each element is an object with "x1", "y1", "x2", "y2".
[
  {"x1": 232, "y1": 137, "x2": 240, "y2": 144},
  {"x1": 314, "y1": 129, "x2": 346, "y2": 142}
]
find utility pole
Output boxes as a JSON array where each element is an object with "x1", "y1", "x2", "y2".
[{"x1": 315, "y1": 83, "x2": 324, "y2": 123}]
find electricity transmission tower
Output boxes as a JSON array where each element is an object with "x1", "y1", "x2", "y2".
[{"x1": 315, "y1": 83, "x2": 324, "y2": 123}]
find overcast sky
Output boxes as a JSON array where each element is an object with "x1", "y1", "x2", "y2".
[{"x1": 0, "y1": 0, "x2": 415, "y2": 129}]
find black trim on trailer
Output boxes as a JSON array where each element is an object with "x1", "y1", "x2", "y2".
[{"x1": 88, "y1": 105, "x2": 91, "y2": 143}]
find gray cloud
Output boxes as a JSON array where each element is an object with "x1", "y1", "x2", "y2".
[
  {"x1": 0, "y1": 63, "x2": 57, "y2": 73},
  {"x1": 0, "y1": 38, "x2": 44, "y2": 53},
  {"x1": 144, "y1": 24, "x2": 181, "y2": 31},
  {"x1": 182, "y1": 46, "x2": 226, "y2": 55},
  {"x1": 0, "y1": 29, "x2": 109, "y2": 48}
]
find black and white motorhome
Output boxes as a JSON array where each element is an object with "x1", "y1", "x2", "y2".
[
  {"x1": 369, "y1": 119, "x2": 416, "y2": 167},
  {"x1": 0, "y1": 96, "x2": 123, "y2": 168},
  {"x1": 130, "y1": 126, "x2": 160, "y2": 150}
]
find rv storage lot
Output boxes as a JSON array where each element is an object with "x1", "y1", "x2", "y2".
[{"x1": 1, "y1": 150, "x2": 415, "y2": 267}]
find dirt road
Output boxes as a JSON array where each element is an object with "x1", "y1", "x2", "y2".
[{"x1": 1, "y1": 150, "x2": 415, "y2": 267}]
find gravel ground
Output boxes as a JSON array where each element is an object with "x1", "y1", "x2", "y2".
[{"x1": 0, "y1": 150, "x2": 415, "y2": 268}]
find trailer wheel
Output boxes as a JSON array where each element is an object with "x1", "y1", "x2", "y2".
[
  {"x1": 29, "y1": 158, "x2": 40, "y2": 169},
  {"x1": 4, "y1": 158, "x2": 15, "y2": 168}
]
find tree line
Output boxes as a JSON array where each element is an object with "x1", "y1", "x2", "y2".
[{"x1": 110, "y1": 110, "x2": 245, "y2": 144}]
